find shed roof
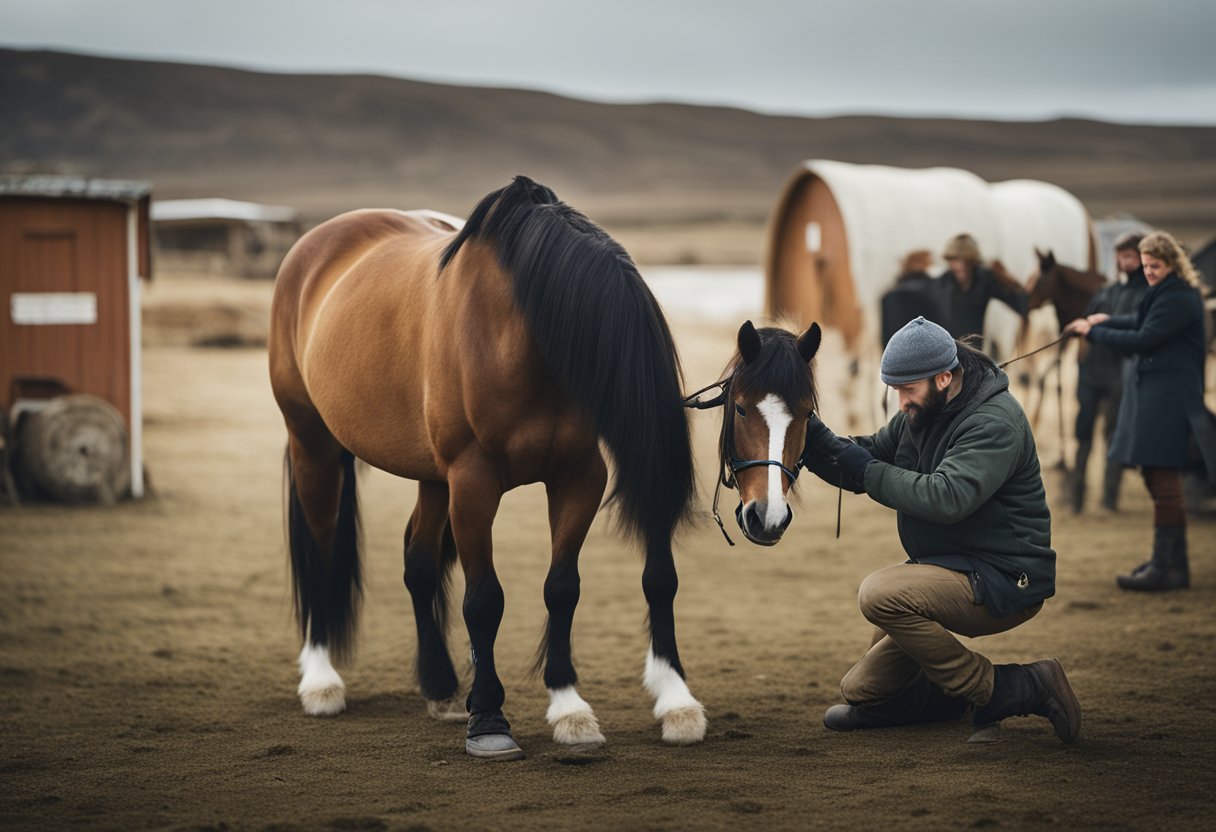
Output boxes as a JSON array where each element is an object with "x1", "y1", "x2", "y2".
[
  {"x1": 0, "y1": 174, "x2": 152, "y2": 201},
  {"x1": 151, "y1": 198, "x2": 298, "y2": 223}
]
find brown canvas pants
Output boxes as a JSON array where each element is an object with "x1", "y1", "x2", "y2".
[{"x1": 840, "y1": 563, "x2": 1041, "y2": 712}]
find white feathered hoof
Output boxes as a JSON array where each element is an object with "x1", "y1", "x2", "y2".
[
  {"x1": 552, "y1": 710, "x2": 606, "y2": 748},
  {"x1": 660, "y1": 703, "x2": 707, "y2": 745},
  {"x1": 298, "y1": 644, "x2": 346, "y2": 716},
  {"x1": 547, "y1": 687, "x2": 606, "y2": 748},
  {"x1": 299, "y1": 679, "x2": 346, "y2": 716},
  {"x1": 426, "y1": 697, "x2": 469, "y2": 722}
]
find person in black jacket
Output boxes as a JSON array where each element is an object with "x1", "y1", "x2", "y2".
[
  {"x1": 939, "y1": 233, "x2": 1029, "y2": 349},
  {"x1": 1069, "y1": 232, "x2": 1149, "y2": 513},
  {"x1": 880, "y1": 250, "x2": 949, "y2": 349},
  {"x1": 1065, "y1": 230, "x2": 1215, "y2": 591}
]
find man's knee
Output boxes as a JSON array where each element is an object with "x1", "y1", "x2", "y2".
[{"x1": 857, "y1": 568, "x2": 906, "y2": 626}]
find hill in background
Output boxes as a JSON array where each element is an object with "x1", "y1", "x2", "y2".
[{"x1": 3, "y1": 48, "x2": 1214, "y2": 263}]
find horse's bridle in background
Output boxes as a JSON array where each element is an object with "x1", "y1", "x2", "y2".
[{"x1": 682, "y1": 376, "x2": 805, "y2": 546}]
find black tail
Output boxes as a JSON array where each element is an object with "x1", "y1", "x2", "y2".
[
  {"x1": 441, "y1": 176, "x2": 695, "y2": 550},
  {"x1": 285, "y1": 449, "x2": 362, "y2": 665}
]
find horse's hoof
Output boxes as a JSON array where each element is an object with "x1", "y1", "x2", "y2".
[
  {"x1": 660, "y1": 704, "x2": 707, "y2": 745},
  {"x1": 466, "y1": 734, "x2": 526, "y2": 761},
  {"x1": 426, "y1": 697, "x2": 469, "y2": 722},
  {"x1": 299, "y1": 683, "x2": 346, "y2": 717},
  {"x1": 551, "y1": 710, "x2": 606, "y2": 748}
]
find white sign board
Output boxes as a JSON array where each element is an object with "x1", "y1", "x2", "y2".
[{"x1": 11, "y1": 293, "x2": 98, "y2": 325}]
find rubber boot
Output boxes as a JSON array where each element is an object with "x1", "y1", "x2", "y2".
[
  {"x1": 1117, "y1": 526, "x2": 1188, "y2": 591},
  {"x1": 971, "y1": 660, "x2": 1081, "y2": 744},
  {"x1": 1101, "y1": 463, "x2": 1121, "y2": 512}
]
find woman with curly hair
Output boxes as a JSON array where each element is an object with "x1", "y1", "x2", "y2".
[{"x1": 1065, "y1": 231, "x2": 1214, "y2": 591}]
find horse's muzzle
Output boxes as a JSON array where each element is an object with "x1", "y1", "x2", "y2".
[{"x1": 735, "y1": 500, "x2": 793, "y2": 546}]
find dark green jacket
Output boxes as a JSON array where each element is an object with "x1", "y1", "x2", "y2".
[{"x1": 856, "y1": 363, "x2": 1055, "y2": 617}]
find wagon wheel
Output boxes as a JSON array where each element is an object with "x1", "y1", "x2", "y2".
[{"x1": 18, "y1": 395, "x2": 131, "y2": 505}]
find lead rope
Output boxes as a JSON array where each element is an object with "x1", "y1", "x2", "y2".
[
  {"x1": 999, "y1": 330, "x2": 1077, "y2": 472},
  {"x1": 997, "y1": 331, "x2": 1075, "y2": 370}
]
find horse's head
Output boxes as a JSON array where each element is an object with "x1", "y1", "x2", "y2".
[
  {"x1": 1029, "y1": 248, "x2": 1059, "y2": 310},
  {"x1": 720, "y1": 320, "x2": 821, "y2": 546}
]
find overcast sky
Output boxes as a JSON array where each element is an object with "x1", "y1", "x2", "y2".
[{"x1": 3, "y1": 0, "x2": 1215, "y2": 124}]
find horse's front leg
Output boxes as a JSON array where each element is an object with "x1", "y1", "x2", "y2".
[
  {"x1": 541, "y1": 453, "x2": 609, "y2": 748},
  {"x1": 447, "y1": 457, "x2": 521, "y2": 761},
  {"x1": 642, "y1": 541, "x2": 707, "y2": 744}
]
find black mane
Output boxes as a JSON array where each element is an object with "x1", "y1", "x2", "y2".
[{"x1": 441, "y1": 176, "x2": 694, "y2": 549}]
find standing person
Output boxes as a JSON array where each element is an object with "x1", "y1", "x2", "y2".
[
  {"x1": 1065, "y1": 231, "x2": 1214, "y2": 591},
  {"x1": 880, "y1": 250, "x2": 949, "y2": 349},
  {"x1": 803, "y1": 317, "x2": 1081, "y2": 743},
  {"x1": 1069, "y1": 232, "x2": 1150, "y2": 513},
  {"x1": 939, "y1": 233, "x2": 1029, "y2": 348}
]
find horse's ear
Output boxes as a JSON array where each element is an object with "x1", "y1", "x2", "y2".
[
  {"x1": 1034, "y1": 246, "x2": 1044, "y2": 259},
  {"x1": 1046, "y1": 250, "x2": 1057, "y2": 268},
  {"x1": 797, "y1": 322, "x2": 822, "y2": 363},
  {"x1": 738, "y1": 320, "x2": 761, "y2": 364}
]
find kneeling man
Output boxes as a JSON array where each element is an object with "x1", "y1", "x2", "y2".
[{"x1": 805, "y1": 316, "x2": 1080, "y2": 743}]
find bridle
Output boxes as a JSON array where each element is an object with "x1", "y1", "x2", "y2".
[{"x1": 682, "y1": 376, "x2": 805, "y2": 546}]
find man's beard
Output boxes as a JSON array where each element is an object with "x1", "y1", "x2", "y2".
[{"x1": 905, "y1": 384, "x2": 949, "y2": 429}]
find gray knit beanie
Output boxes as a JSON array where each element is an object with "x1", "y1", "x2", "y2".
[{"x1": 880, "y1": 316, "x2": 959, "y2": 385}]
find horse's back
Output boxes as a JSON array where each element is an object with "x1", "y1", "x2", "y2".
[{"x1": 269, "y1": 210, "x2": 453, "y2": 464}]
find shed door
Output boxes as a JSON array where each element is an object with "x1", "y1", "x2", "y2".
[{"x1": 0, "y1": 198, "x2": 130, "y2": 425}]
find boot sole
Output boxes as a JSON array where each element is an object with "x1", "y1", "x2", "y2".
[{"x1": 1035, "y1": 659, "x2": 1081, "y2": 744}]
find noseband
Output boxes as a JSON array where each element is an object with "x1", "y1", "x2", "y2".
[{"x1": 682, "y1": 377, "x2": 805, "y2": 546}]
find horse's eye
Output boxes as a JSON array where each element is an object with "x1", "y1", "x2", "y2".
[{"x1": 734, "y1": 403, "x2": 746, "y2": 416}]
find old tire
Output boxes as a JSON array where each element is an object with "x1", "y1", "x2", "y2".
[{"x1": 18, "y1": 395, "x2": 130, "y2": 504}]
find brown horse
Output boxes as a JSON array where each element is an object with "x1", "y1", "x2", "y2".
[
  {"x1": 269, "y1": 177, "x2": 701, "y2": 761},
  {"x1": 1022, "y1": 250, "x2": 1107, "y2": 460},
  {"x1": 1029, "y1": 249, "x2": 1106, "y2": 325},
  {"x1": 684, "y1": 320, "x2": 822, "y2": 547}
]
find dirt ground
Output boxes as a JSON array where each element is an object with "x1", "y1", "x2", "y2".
[{"x1": 2, "y1": 278, "x2": 1214, "y2": 832}]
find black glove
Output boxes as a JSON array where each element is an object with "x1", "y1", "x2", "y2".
[
  {"x1": 835, "y1": 441, "x2": 875, "y2": 483},
  {"x1": 802, "y1": 414, "x2": 849, "y2": 465}
]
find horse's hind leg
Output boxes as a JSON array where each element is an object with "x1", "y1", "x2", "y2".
[
  {"x1": 285, "y1": 423, "x2": 362, "y2": 717},
  {"x1": 447, "y1": 455, "x2": 522, "y2": 760},
  {"x1": 540, "y1": 453, "x2": 609, "y2": 748},
  {"x1": 643, "y1": 538, "x2": 707, "y2": 744},
  {"x1": 403, "y1": 480, "x2": 465, "y2": 721}
]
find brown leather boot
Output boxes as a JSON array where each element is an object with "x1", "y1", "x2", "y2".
[{"x1": 972, "y1": 659, "x2": 1081, "y2": 744}]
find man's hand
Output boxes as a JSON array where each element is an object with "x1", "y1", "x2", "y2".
[
  {"x1": 835, "y1": 442, "x2": 875, "y2": 483},
  {"x1": 803, "y1": 414, "x2": 848, "y2": 462}
]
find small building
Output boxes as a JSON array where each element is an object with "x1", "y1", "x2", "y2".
[
  {"x1": 151, "y1": 198, "x2": 300, "y2": 278},
  {"x1": 764, "y1": 160, "x2": 1095, "y2": 358},
  {"x1": 0, "y1": 174, "x2": 152, "y2": 499}
]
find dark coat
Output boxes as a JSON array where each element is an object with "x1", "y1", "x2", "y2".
[
  {"x1": 938, "y1": 264, "x2": 1029, "y2": 340},
  {"x1": 880, "y1": 273, "x2": 950, "y2": 348},
  {"x1": 1078, "y1": 268, "x2": 1148, "y2": 390},
  {"x1": 1087, "y1": 274, "x2": 1215, "y2": 472},
  {"x1": 853, "y1": 360, "x2": 1055, "y2": 618}
]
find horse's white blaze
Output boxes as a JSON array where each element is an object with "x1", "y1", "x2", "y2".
[
  {"x1": 297, "y1": 644, "x2": 346, "y2": 716},
  {"x1": 756, "y1": 394, "x2": 792, "y2": 528},
  {"x1": 547, "y1": 686, "x2": 606, "y2": 746},
  {"x1": 643, "y1": 649, "x2": 707, "y2": 744}
]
